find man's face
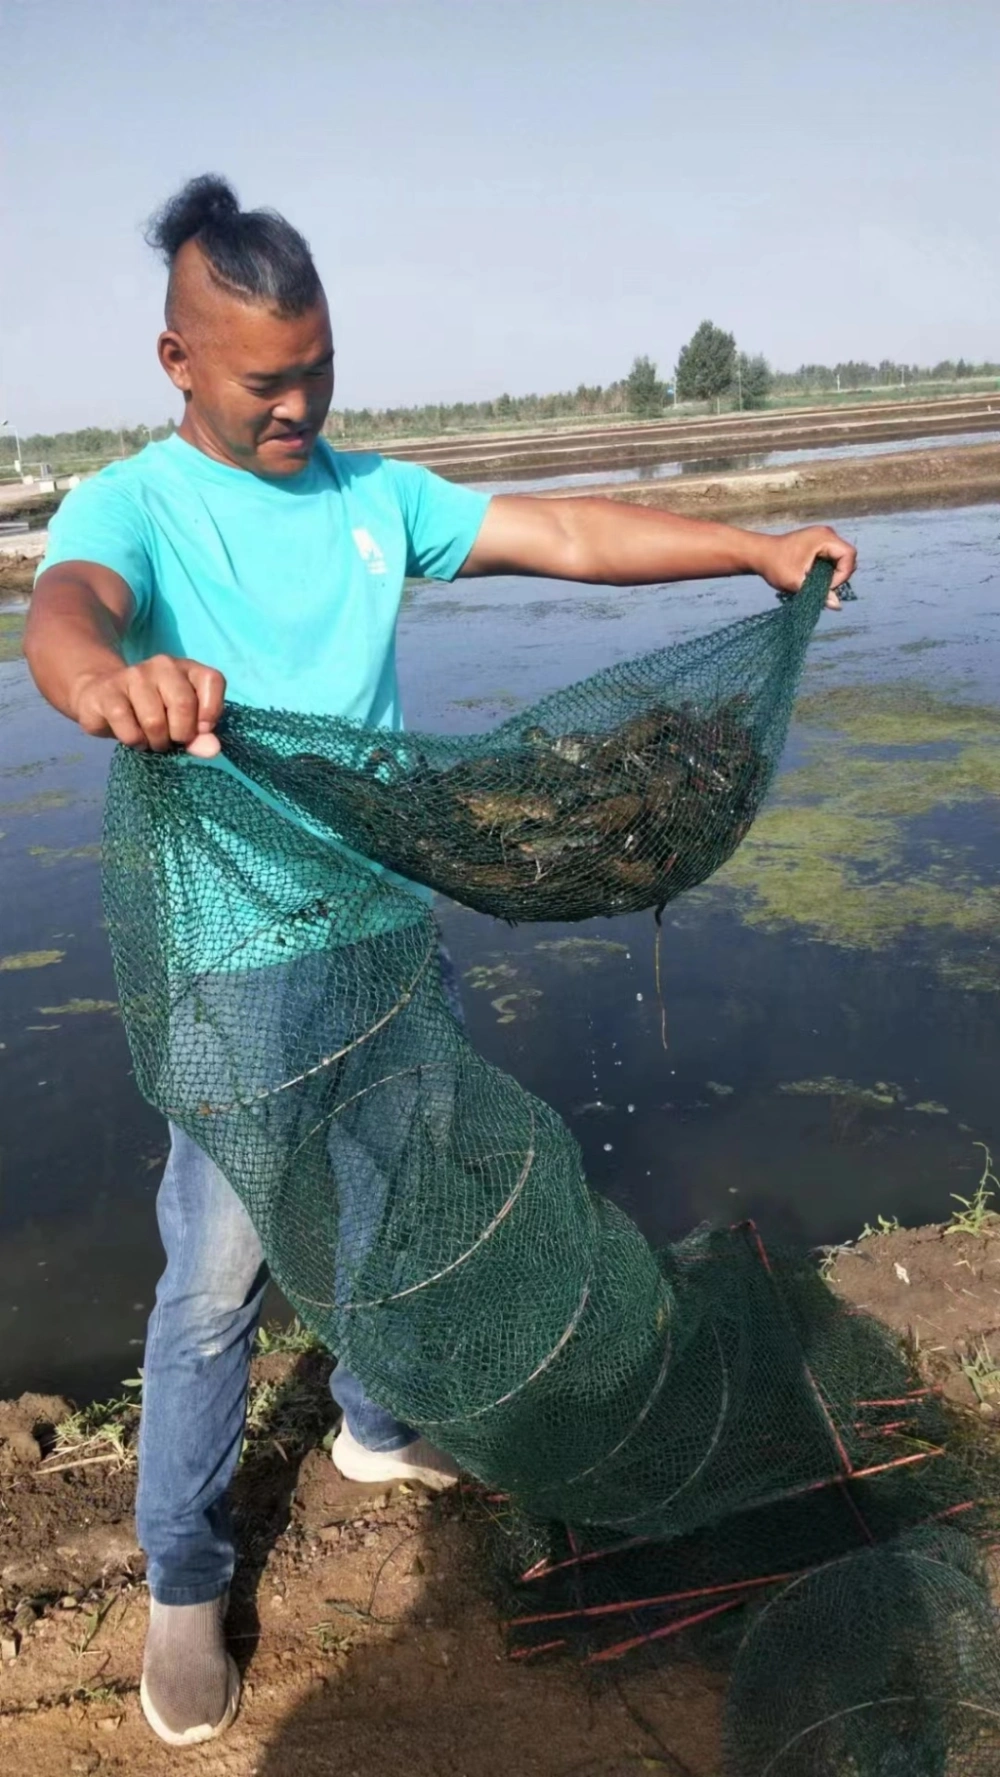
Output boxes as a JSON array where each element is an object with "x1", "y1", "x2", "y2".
[{"x1": 158, "y1": 262, "x2": 335, "y2": 478}]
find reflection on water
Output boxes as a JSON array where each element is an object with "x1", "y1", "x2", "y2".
[
  {"x1": 678, "y1": 454, "x2": 769, "y2": 475},
  {"x1": 1, "y1": 503, "x2": 999, "y2": 1397},
  {"x1": 482, "y1": 428, "x2": 1000, "y2": 496}
]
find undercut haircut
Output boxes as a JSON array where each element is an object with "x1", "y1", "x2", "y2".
[{"x1": 146, "y1": 174, "x2": 322, "y2": 322}]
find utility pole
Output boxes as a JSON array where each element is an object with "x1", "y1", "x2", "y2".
[
  {"x1": 736, "y1": 357, "x2": 743, "y2": 411},
  {"x1": 2, "y1": 418, "x2": 22, "y2": 476}
]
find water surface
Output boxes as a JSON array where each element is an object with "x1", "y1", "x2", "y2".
[
  {"x1": 1, "y1": 502, "x2": 998, "y2": 1397},
  {"x1": 482, "y1": 428, "x2": 1000, "y2": 495}
]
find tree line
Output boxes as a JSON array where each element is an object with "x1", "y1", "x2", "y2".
[
  {"x1": 4, "y1": 332, "x2": 999, "y2": 468},
  {"x1": 0, "y1": 421, "x2": 176, "y2": 470},
  {"x1": 772, "y1": 357, "x2": 999, "y2": 393}
]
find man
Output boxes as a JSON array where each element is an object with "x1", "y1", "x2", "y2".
[{"x1": 25, "y1": 174, "x2": 856, "y2": 1748}]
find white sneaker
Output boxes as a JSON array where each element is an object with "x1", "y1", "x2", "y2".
[{"x1": 331, "y1": 1422, "x2": 460, "y2": 1490}]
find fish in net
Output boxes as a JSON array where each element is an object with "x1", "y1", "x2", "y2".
[{"x1": 102, "y1": 563, "x2": 1000, "y2": 1773}]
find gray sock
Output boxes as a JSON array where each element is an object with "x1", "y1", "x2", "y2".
[{"x1": 142, "y1": 1595, "x2": 239, "y2": 1745}]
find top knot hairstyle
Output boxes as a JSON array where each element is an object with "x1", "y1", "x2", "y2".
[{"x1": 146, "y1": 174, "x2": 322, "y2": 322}]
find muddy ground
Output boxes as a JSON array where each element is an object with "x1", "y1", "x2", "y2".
[
  {"x1": 2, "y1": 1226, "x2": 1000, "y2": 1776},
  {"x1": 0, "y1": 1348, "x2": 726, "y2": 1777},
  {"x1": 0, "y1": 554, "x2": 36, "y2": 602}
]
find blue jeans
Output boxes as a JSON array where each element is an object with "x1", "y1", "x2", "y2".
[
  {"x1": 137, "y1": 942, "x2": 465, "y2": 1606},
  {"x1": 137, "y1": 1123, "x2": 414, "y2": 1604}
]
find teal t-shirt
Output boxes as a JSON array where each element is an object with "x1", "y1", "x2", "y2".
[
  {"x1": 41, "y1": 433, "x2": 488, "y2": 722},
  {"x1": 39, "y1": 435, "x2": 490, "y2": 964}
]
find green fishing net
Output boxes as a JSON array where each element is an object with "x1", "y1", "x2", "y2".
[{"x1": 103, "y1": 564, "x2": 1000, "y2": 1773}]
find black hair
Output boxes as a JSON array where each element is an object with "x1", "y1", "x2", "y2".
[{"x1": 146, "y1": 174, "x2": 322, "y2": 318}]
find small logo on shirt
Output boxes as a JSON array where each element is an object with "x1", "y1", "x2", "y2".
[{"x1": 352, "y1": 528, "x2": 387, "y2": 576}]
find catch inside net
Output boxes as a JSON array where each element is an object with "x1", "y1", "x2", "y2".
[{"x1": 103, "y1": 563, "x2": 1000, "y2": 1773}]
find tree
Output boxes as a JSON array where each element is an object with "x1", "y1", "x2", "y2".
[
  {"x1": 735, "y1": 352, "x2": 773, "y2": 410},
  {"x1": 675, "y1": 321, "x2": 736, "y2": 403},
  {"x1": 624, "y1": 355, "x2": 666, "y2": 417}
]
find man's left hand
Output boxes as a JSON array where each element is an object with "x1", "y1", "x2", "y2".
[{"x1": 755, "y1": 526, "x2": 857, "y2": 609}]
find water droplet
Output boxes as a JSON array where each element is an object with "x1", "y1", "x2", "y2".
[
  {"x1": 627, "y1": 1103, "x2": 635, "y2": 1113},
  {"x1": 636, "y1": 992, "x2": 644, "y2": 1002},
  {"x1": 603, "y1": 1142, "x2": 613, "y2": 1152}
]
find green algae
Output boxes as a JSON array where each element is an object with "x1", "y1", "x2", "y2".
[
  {"x1": 534, "y1": 937, "x2": 630, "y2": 969},
  {"x1": 463, "y1": 961, "x2": 546, "y2": 1021},
  {"x1": 38, "y1": 998, "x2": 118, "y2": 1015},
  {"x1": 781, "y1": 744, "x2": 1000, "y2": 821},
  {"x1": 1, "y1": 752, "x2": 83, "y2": 781},
  {"x1": 0, "y1": 789, "x2": 73, "y2": 817},
  {"x1": 794, "y1": 682, "x2": 1000, "y2": 747},
  {"x1": 936, "y1": 952, "x2": 1000, "y2": 994},
  {"x1": 898, "y1": 637, "x2": 949, "y2": 657},
  {"x1": 0, "y1": 612, "x2": 25, "y2": 663},
  {"x1": 28, "y1": 843, "x2": 102, "y2": 867},
  {"x1": 0, "y1": 949, "x2": 66, "y2": 971},
  {"x1": 464, "y1": 962, "x2": 519, "y2": 994},
  {"x1": 450, "y1": 691, "x2": 522, "y2": 713},
  {"x1": 715, "y1": 684, "x2": 1000, "y2": 983},
  {"x1": 491, "y1": 989, "x2": 542, "y2": 1025},
  {"x1": 778, "y1": 1077, "x2": 906, "y2": 1107}
]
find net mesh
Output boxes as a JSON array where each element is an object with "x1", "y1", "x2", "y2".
[
  {"x1": 725, "y1": 1529, "x2": 1000, "y2": 1775},
  {"x1": 103, "y1": 564, "x2": 1000, "y2": 1773}
]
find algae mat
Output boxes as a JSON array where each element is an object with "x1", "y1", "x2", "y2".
[{"x1": 715, "y1": 682, "x2": 1000, "y2": 988}]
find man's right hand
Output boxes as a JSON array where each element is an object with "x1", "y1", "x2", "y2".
[
  {"x1": 26, "y1": 563, "x2": 226, "y2": 759},
  {"x1": 71, "y1": 655, "x2": 226, "y2": 756}
]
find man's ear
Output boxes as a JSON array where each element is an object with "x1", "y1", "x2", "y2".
[{"x1": 158, "y1": 329, "x2": 193, "y2": 395}]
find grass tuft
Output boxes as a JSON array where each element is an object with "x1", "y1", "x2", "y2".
[
  {"x1": 945, "y1": 1145, "x2": 999, "y2": 1237},
  {"x1": 961, "y1": 1338, "x2": 1000, "y2": 1406},
  {"x1": 50, "y1": 1379, "x2": 143, "y2": 1469},
  {"x1": 858, "y1": 1214, "x2": 901, "y2": 1241}
]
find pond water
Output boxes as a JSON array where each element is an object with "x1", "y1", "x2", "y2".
[
  {"x1": 2, "y1": 500, "x2": 999, "y2": 1399},
  {"x1": 481, "y1": 428, "x2": 1000, "y2": 494}
]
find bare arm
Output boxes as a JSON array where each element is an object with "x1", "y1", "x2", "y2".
[
  {"x1": 461, "y1": 495, "x2": 856, "y2": 607},
  {"x1": 25, "y1": 561, "x2": 224, "y2": 754}
]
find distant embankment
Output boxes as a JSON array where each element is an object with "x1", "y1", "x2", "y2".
[{"x1": 383, "y1": 392, "x2": 1000, "y2": 485}]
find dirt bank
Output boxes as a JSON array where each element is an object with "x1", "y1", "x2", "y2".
[
  {"x1": 389, "y1": 391, "x2": 1000, "y2": 483},
  {"x1": 0, "y1": 1347, "x2": 724, "y2": 1777},
  {"x1": 3, "y1": 1226, "x2": 1000, "y2": 1776},
  {"x1": 0, "y1": 557, "x2": 36, "y2": 604},
  {"x1": 553, "y1": 437, "x2": 1000, "y2": 522}
]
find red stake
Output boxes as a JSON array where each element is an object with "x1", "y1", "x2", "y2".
[{"x1": 586, "y1": 1597, "x2": 746, "y2": 1664}]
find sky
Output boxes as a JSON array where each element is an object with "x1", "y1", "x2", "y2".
[{"x1": 3, "y1": 0, "x2": 999, "y2": 433}]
